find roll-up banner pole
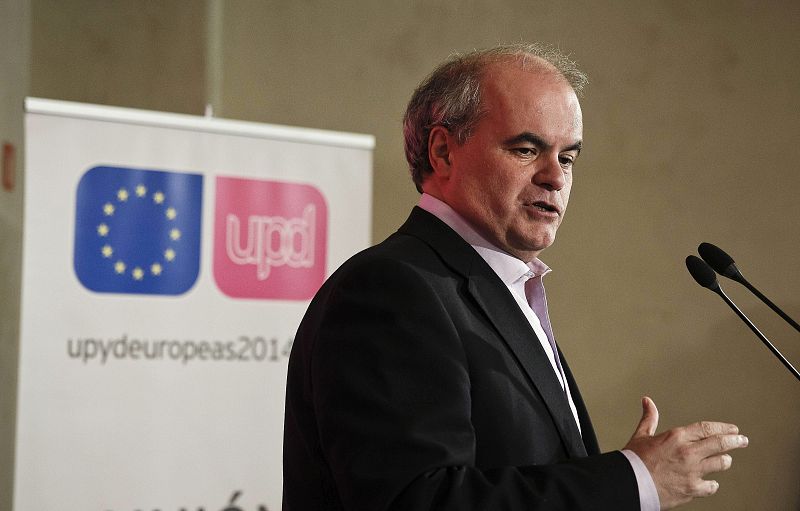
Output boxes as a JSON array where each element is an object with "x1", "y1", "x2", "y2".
[{"x1": 15, "y1": 98, "x2": 373, "y2": 511}]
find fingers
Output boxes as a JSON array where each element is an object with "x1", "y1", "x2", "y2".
[
  {"x1": 679, "y1": 479, "x2": 721, "y2": 499},
  {"x1": 699, "y1": 453, "x2": 733, "y2": 474},
  {"x1": 693, "y1": 479, "x2": 720, "y2": 498},
  {"x1": 693, "y1": 433, "x2": 749, "y2": 458},
  {"x1": 684, "y1": 420, "x2": 739, "y2": 441},
  {"x1": 632, "y1": 396, "x2": 660, "y2": 438},
  {"x1": 629, "y1": 415, "x2": 746, "y2": 509}
]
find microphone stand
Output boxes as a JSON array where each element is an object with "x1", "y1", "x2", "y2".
[
  {"x1": 712, "y1": 284, "x2": 800, "y2": 382},
  {"x1": 733, "y1": 272, "x2": 800, "y2": 334},
  {"x1": 687, "y1": 254, "x2": 800, "y2": 383},
  {"x1": 698, "y1": 242, "x2": 800, "y2": 333}
]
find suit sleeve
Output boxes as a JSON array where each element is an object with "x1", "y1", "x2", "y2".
[{"x1": 304, "y1": 257, "x2": 639, "y2": 511}]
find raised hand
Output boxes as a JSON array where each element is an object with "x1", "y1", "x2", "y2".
[{"x1": 624, "y1": 397, "x2": 748, "y2": 509}]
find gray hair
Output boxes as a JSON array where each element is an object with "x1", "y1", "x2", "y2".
[{"x1": 402, "y1": 43, "x2": 588, "y2": 193}]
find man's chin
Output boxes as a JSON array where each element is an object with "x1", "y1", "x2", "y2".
[
  {"x1": 506, "y1": 244, "x2": 553, "y2": 262},
  {"x1": 509, "y1": 234, "x2": 557, "y2": 260}
]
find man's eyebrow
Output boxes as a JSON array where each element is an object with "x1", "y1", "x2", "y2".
[
  {"x1": 503, "y1": 132, "x2": 582, "y2": 153},
  {"x1": 566, "y1": 141, "x2": 582, "y2": 154}
]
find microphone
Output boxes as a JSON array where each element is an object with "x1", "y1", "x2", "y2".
[
  {"x1": 685, "y1": 255, "x2": 800, "y2": 382},
  {"x1": 698, "y1": 242, "x2": 800, "y2": 333}
]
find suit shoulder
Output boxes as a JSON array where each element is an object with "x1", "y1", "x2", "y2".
[
  {"x1": 333, "y1": 231, "x2": 445, "y2": 278},
  {"x1": 308, "y1": 231, "x2": 455, "y2": 312}
]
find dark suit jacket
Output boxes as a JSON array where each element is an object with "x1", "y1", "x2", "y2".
[{"x1": 283, "y1": 207, "x2": 639, "y2": 510}]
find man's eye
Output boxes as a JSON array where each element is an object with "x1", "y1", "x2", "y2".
[
  {"x1": 559, "y1": 155, "x2": 575, "y2": 168},
  {"x1": 514, "y1": 147, "x2": 537, "y2": 157}
]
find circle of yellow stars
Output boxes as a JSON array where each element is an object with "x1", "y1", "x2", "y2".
[{"x1": 96, "y1": 183, "x2": 181, "y2": 281}]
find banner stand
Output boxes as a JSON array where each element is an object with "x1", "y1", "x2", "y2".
[{"x1": 15, "y1": 98, "x2": 373, "y2": 511}]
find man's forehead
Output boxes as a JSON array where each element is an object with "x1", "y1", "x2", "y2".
[
  {"x1": 481, "y1": 63, "x2": 580, "y2": 112},
  {"x1": 478, "y1": 62, "x2": 583, "y2": 141},
  {"x1": 482, "y1": 59, "x2": 573, "y2": 95}
]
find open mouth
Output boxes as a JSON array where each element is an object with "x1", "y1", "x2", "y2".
[{"x1": 530, "y1": 201, "x2": 559, "y2": 215}]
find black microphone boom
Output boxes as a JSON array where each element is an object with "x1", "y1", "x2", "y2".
[
  {"x1": 698, "y1": 242, "x2": 800, "y2": 333},
  {"x1": 685, "y1": 255, "x2": 800, "y2": 383}
]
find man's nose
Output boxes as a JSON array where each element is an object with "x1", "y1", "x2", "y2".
[{"x1": 532, "y1": 155, "x2": 566, "y2": 191}]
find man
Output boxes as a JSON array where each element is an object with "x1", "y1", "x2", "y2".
[{"x1": 283, "y1": 43, "x2": 747, "y2": 510}]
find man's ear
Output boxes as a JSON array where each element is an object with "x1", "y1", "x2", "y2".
[{"x1": 428, "y1": 125, "x2": 453, "y2": 176}]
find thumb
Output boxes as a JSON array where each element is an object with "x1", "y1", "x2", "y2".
[{"x1": 632, "y1": 396, "x2": 659, "y2": 438}]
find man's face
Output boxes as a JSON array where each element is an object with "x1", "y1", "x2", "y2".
[{"x1": 438, "y1": 62, "x2": 583, "y2": 261}]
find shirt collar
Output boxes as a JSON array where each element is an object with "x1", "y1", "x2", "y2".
[{"x1": 418, "y1": 193, "x2": 552, "y2": 286}]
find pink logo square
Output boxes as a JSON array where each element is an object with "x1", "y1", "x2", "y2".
[{"x1": 214, "y1": 176, "x2": 327, "y2": 300}]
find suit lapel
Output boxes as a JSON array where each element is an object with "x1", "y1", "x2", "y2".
[
  {"x1": 560, "y1": 350, "x2": 599, "y2": 456},
  {"x1": 398, "y1": 207, "x2": 587, "y2": 458},
  {"x1": 466, "y1": 273, "x2": 587, "y2": 458}
]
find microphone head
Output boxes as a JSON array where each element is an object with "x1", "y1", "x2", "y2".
[
  {"x1": 686, "y1": 255, "x2": 720, "y2": 291},
  {"x1": 698, "y1": 242, "x2": 740, "y2": 279}
]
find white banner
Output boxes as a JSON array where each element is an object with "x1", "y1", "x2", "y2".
[{"x1": 15, "y1": 98, "x2": 373, "y2": 511}]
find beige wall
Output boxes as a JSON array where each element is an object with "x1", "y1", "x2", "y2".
[
  {"x1": 31, "y1": 0, "x2": 206, "y2": 114},
  {"x1": 0, "y1": 0, "x2": 29, "y2": 510},
  {"x1": 13, "y1": 0, "x2": 800, "y2": 509}
]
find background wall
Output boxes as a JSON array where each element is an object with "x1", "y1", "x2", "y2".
[
  {"x1": 9, "y1": 0, "x2": 800, "y2": 509},
  {"x1": 0, "y1": 1, "x2": 29, "y2": 510}
]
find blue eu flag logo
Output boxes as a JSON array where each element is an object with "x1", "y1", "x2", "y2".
[{"x1": 74, "y1": 165, "x2": 203, "y2": 295}]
